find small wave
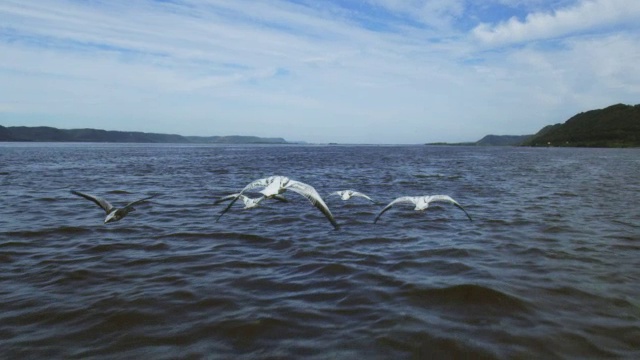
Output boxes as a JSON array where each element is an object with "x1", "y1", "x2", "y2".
[
  {"x1": 541, "y1": 225, "x2": 573, "y2": 234},
  {"x1": 85, "y1": 310, "x2": 160, "y2": 334},
  {"x1": 402, "y1": 284, "x2": 530, "y2": 313},
  {"x1": 217, "y1": 316, "x2": 290, "y2": 341},
  {"x1": 80, "y1": 242, "x2": 147, "y2": 254},
  {"x1": 0, "y1": 240, "x2": 31, "y2": 249},
  {"x1": 412, "y1": 173, "x2": 464, "y2": 181},
  {"x1": 353, "y1": 237, "x2": 394, "y2": 245},
  {"x1": 418, "y1": 247, "x2": 475, "y2": 258},
  {"x1": 106, "y1": 190, "x2": 132, "y2": 195},
  {"x1": 157, "y1": 231, "x2": 275, "y2": 243},
  {"x1": 3, "y1": 226, "x2": 92, "y2": 239},
  {"x1": 553, "y1": 190, "x2": 579, "y2": 197},
  {"x1": 375, "y1": 331, "x2": 498, "y2": 359},
  {"x1": 194, "y1": 296, "x2": 238, "y2": 310}
]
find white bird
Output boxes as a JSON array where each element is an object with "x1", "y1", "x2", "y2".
[
  {"x1": 70, "y1": 190, "x2": 155, "y2": 224},
  {"x1": 216, "y1": 176, "x2": 339, "y2": 229},
  {"x1": 374, "y1": 195, "x2": 472, "y2": 224},
  {"x1": 328, "y1": 190, "x2": 376, "y2": 203},
  {"x1": 214, "y1": 193, "x2": 288, "y2": 209}
]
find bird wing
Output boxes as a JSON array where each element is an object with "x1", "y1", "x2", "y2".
[
  {"x1": 286, "y1": 180, "x2": 339, "y2": 230},
  {"x1": 351, "y1": 191, "x2": 376, "y2": 203},
  {"x1": 327, "y1": 191, "x2": 342, "y2": 197},
  {"x1": 373, "y1": 196, "x2": 416, "y2": 224},
  {"x1": 123, "y1": 195, "x2": 156, "y2": 210},
  {"x1": 216, "y1": 177, "x2": 271, "y2": 221},
  {"x1": 71, "y1": 190, "x2": 114, "y2": 214},
  {"x1": 214, "y1": 193, "x2": 241, "y2": 205},
  {"x1": 428, "y1": 195, "x2": 472, "y2": 221},
  {"x1": 239, "y1": 177, "x2": 273, "y2": 193}
]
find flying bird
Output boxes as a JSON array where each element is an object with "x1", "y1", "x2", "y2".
[
  {"x1": 70, "y1": 190, "x2": 155, "y2": 224},
  {"x1": 216, "y1": 176, "x2": 339, "y2": 229},
  {"x1": 373, "y1": 195, "x2": 472, "y2": 224},
  {"x1": 328, "y1": 190, "x2": 376, "y2": 203},
  {"x1": 214, "y1": 193, "x2": 288, "y2": 209}
]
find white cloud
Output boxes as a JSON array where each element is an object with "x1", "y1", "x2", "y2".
[{"x1": 473, "y1": 0, "x2": 640, "y2": 45}]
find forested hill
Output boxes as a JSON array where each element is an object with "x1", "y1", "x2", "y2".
[
  {"x1": 522, "y1": 103, "x2": 640, "y2": 147},
  {"x1": 0, "y1": 126, "x2": 288, "y2": 144}
]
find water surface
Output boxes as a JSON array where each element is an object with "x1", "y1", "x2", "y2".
[{"x1": 1, "y1": 143, "x2": 639, "y2": 358}]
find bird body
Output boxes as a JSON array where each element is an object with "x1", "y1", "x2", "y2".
[
  {"x1": 70, "y1": 190, "x2": 155, "y2": 223},
  {"x1": 329, "y1": 190, "x2": 376, "y2": 203},
  {"x1": 374, "y1": 195, "x2": 472, "y2": 223},
  {"x1": 214, "y1": 193, "x2": 288, "y2": 209}
]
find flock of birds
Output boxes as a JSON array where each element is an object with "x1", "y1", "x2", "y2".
[{"x1": 71, "y1": 175, "x2": 472, "y2": 229}]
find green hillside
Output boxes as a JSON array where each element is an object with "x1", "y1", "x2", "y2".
[{"x1": 522, "y1": 104, "x2": 640, "y2": 147}]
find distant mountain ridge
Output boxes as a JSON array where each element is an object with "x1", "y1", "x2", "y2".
[
  {"x1": 427, "y1": 103, "x2": 640, "y2": 147},
  {"x1": 0, "y1": 126, "x2": 288, "y2": 144},
  {"x1": 426, "y1": 134, "x2": 533, "y2": 146},
  {"x1": 522, "y1": 103, "x2": 640, "y2": 147},
  {"x1": 475, "y1": 134, "x2": 533, "y2": 146}
]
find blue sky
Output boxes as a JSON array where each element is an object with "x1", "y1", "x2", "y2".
[{"x1": 1, "y1": 0, "x2": 639, "y2": 143}]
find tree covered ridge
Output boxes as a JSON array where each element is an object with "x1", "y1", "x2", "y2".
[
  {"x1": 0, "y1": 126, "x2": 288, "y2": 144},
  {"x1": 522, "y1": 103, "x2": 640, "y2": 147}
]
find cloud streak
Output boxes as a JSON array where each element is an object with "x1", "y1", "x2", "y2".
[{"x1": 473, "y1": 0, "x2": 640, "y2": 45}]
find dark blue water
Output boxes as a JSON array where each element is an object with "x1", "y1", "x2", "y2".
[{"x1": 1, "y1": 143, "x2": 639, "y2": 358}]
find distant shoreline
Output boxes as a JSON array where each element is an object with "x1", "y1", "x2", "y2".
[
  {"x1": 0, "y1": 125, "x2": 290, "y2": 144},
  {"x1": 3, "y1": 103, "x2": 639, "y2": 147}
]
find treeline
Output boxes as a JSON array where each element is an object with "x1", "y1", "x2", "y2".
[
  {"x1": 0, "y1": 126, "x2": 288, "y2": 144},
  {"x1": 522, "y1": 103, "x2": 640, "y2": 147}
]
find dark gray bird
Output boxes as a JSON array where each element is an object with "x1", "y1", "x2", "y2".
[{"x1": 71, "y1": 190, "x2": 155, "y2": 224}]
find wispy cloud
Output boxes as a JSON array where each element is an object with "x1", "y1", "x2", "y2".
[
  {"x1": 473, "y1": 0, "x2": 640, "y2": 45},
  {"x1": 0, "y1": 0, "x2": 639, "y2": 143}
]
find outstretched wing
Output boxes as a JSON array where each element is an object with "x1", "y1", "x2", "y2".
[
  {"x1": 71, "y1": 190, "x2": 113, "y2": 214},
  {"x1": 327, "y1": 191, "x2": 342, "y2": 198},
  {"x1": 286, "y1": 180, "x2": 339, "y2": 230},
  {"x1": 373, "y1": 196, "x2": 416, "y2": 224},
  {"x1": 123, "y1": 195, "x2": 156, "y2": 210},
  {"x1": 216, "y1": 177, "x2": 271, "y2": 221},
  {"x1": 428, "y1": 195, "x2": 472, "y2": 221},
  {"x1": 351, "y1": 191, "x2": 376, "y2": 203},
  {"x1": 214, "y1": 193, "x2": 241, "y2": 205}
]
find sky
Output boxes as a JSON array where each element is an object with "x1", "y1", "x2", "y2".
[{"x1": 1, "y1": 0, "x2": 639, "y2": 144}]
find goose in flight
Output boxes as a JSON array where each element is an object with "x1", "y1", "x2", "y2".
[
  {"x1": 374, "y1": 195, "x2": 472, "y2": 224},
  {"x1": 70, "y1": 190, "x2": 155, "y2": 224},
  {"x1": 214, "y1": 193, "x2": 288, "y2": 209},
  {"x1": 216, "y1": 176, "x2": 339, "y2": 229},
  {"x1": 328, "y1": 190, "x2": 376, "y2": 203}
]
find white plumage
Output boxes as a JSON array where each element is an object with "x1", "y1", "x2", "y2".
[
  {"x1": 216, "y1": 176, "x2": 339, "y2": 229},
  {"x1": 374, "y1": 195, "x2": 472, "y2": 224}
]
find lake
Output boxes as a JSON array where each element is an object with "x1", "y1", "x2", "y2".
[{"x1": 0, "y1": 143, "x2": 638, "y2": 358}]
